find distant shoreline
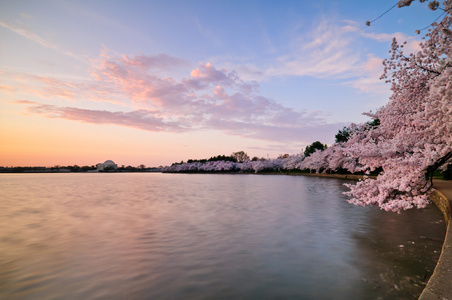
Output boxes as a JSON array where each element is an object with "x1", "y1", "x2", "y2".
[{"x1": 0, "y1": 167, "x2": 162, "y2": 173}]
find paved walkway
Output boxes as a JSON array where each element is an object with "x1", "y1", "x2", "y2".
[
  {"x1": 434, "y1": 180, "x2": 452, "y2": 206},
  {"x1": 420, "y1": 179, "x2": 452, "y2": 300}
]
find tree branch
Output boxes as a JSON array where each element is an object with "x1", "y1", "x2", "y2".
[{"x1": 396, "y1": 49, "x2": 441, "y2": 76}]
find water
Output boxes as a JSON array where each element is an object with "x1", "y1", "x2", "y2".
[{"x1": 0, "y1": 173, "x2": 446, "y2": 299}]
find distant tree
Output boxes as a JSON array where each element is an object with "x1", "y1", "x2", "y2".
[
  {"x1": 304, "y1": 141, "x2": 327, "y2": 157},
  {"x1": 231, "y1": 151, "x2": 250, "y2": 162},
  {"x1": 187, "y1": 158, "x2": 207, "y2": 163},
  {"x1": 208, "y1": 155, "x2": 237, "y2": 162},
  {"x1": 367, "y1": 118, "x2": 380, "y2": 128},
  {"x1": 70, "y1": 165, "x2": 81, "y2": 172},
  {"x1": 335, "y1": 127, "x2": 351, "y2": 143}
]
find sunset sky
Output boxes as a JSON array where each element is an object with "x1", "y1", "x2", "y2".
[{"x1": 0, "y1": 0, "x2": 440, "y2": 167}]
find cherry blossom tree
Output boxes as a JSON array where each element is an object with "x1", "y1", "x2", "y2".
[
  {"x1": 298, "y1": 143, "x2": 362, "y2": 174},
  {"x1": 282, "y1": 155, "x2": 304, "y2": 170},
  {"x1": 301, "y1": 1, "x2": 451, "y2": 211},
  {"x1": 231, "y1": 151, "x2": 250, "y2": 163},
  {"x1": 343, "y1": 1, "x2": 452, "y2": 212},
  {"x1": 304, "y1": 141, "x2": 328, "y2": 157},
  {"x1": 163, "y1": 153, "x2": 306, "y2": 174}
]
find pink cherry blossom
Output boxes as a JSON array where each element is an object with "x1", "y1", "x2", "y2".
[{"x1": 305, "y1": 2, "x2": 451, "y2": 212}]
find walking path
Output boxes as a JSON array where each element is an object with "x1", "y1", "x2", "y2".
[
  {"x1": 420, "y1": 179, "x2": 452, "y2": 300},
  {"x1": 433, "y1": 180, "x2": 452, "y2": 206}
]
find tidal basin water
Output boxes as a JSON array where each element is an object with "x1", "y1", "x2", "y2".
[{"x1": 0, "y1": 173, "x2": 446, "y2": 299}]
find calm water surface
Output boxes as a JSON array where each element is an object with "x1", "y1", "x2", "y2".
[{"x1": 0, "y1": 173, "x2": 446, "y2": 299}]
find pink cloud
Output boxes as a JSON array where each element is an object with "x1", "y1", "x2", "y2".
[
  {"x1": 5, "y1": 71, "x2": 124, "y2": 105},
  {"x1": 263, "y1": 18, "x2": 361, "y2": 79},
  {"x1": 0, "y1": 84, "x2": 15, "y2": 92},
  {"x1": 90, "y1": 54, "x2": 265, "y2": 119},
  {"x1": 25, "y1": 103, "x2": 186, "y2": 132},
  {"x1": 212, "y1": 86, "x2": 228, "y2": 99},
  {"x1": 92, "y1": 55, "x2": 193, "y2": 108},
  {"x1": 120, "y1": 54, "x2": 188, "y2": 70},
  {"x1": 341, "y1": 54, "x2": 387, "y2": 94},
  {"x1": 9, "y1": 52, "x2": 343, "y2": 144},
  {"x1": 190, "y1": 62, "x2": 231, "y2": 82},
  {"x1": 360, "y1": 30, "x2": 421, "y2": 54},
  {"x1": 15, "y1": 99, "x2": 342, "y2": 144}
]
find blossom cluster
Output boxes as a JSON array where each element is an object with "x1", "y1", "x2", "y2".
[
  {"x1": 296, "y1": 4, "x2": 452, "y2": 212},
  {"x1": 162, "y1": 155, "x2": 305, "y2": 173}
]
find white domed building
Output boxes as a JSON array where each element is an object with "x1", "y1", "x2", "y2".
[{"x1": 96, "y1": 160, "x2": 118, "y2": 171}]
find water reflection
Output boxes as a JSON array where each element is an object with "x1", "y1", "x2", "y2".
[
  {"x1": 0, "y1": 173, "x2": 446, "y2": 299},
  {"x1": 351, "y1": 206, "x2": 444, "y2": 298}
]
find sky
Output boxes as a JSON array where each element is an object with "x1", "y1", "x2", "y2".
[{"x1": 0, "y1": 0, "x2": 441, "y2": 167}]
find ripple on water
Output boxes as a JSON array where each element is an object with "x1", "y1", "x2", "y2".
[{"x1": 0, "y1": 173, "x2": 446, "y2": 300}]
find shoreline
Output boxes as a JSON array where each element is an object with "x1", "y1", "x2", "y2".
[
  {"x1": 285, "y1": 172, "x2": 452, "y2": 300},
  {"x1": 419, "y1": 181, "x2": 452, "y2": 300}
]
